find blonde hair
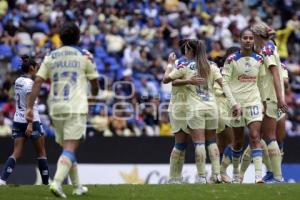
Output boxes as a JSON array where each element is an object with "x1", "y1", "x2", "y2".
[
  {"x1": 251, "y1": 22, "x2": 275, "y2": 40},
  {"x1": 186, "y1": 39, "x2": 210, "y2": 79}
]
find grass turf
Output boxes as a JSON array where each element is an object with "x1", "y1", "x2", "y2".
[{"x1": 0, "y1": 184, "x2": 299, "y2": 200}]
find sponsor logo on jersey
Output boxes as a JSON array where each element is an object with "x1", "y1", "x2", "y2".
[{"x1": 238, "y1": 74, "x2": 257, "y2": 82}]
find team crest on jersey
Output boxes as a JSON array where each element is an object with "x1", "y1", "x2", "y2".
[{"x1": 245, "y1": 62, "x2": 251, "y2": 72}]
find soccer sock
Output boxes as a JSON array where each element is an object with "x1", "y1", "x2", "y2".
[
  {"x1": 0, "y1": 156, "x2": 16, "y2": 181},
  {"x1": 251, "y1": 148, "x2": 263, "y2": 180},
  {"x1": 169, "y1": 143, "x2": 187, "y2": 180},
  {"x1": 278, "y1": 141, "x2": 284, "y2": 162},
  {"x1": 206, "y1": 141, "x2": 220, "y2": 175},
  {"x1": 261, "y1": 139, "x2": 272, "y2": 172},
  {"x1": 53, "y1": 150, "x2": 76, "y2": 186},
  {"x1": 178, "y1": 150, "x2": 186, "y2": 177},
  {"x1": 220, "y1": 146, "x2": 232, "y2": 175},
  {"x1": 195, "y1": 142, "x2": 206, "y2": 177},
  {"x1": 37, "y1": 157, "x2": 49, "y2": 185},
  {"x1": 266, "y1": 140, "x2": 282, "y2": 180},
  {"x1": 232, "y1": 148, "x2": 243, "y2": 174},
  {"x1": 240, "y1": 145, "x2": 251, "y2": 178},
  {"x1": 69, "y1": 162, "x2": 80, "y2": 187}
]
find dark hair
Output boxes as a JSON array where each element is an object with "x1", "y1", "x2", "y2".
[
  {"x1": 186, "y1": 39, "x2": 210, "y2": 79},
  {"x1": 179, "y1": 39, "x2": 188, "y2": 55},
  {"x1": 240, "y1": 28, "x2": 254, "y2": 38},
  {"x1": 59, "y1": 22, "x2": 80, "y2": 45},
  {"x1": 21, "y1": 55, "x2": 37, "y2": 73},
  {"x1": 214, "y1": 47, "x2": 240, "y2": 67}
]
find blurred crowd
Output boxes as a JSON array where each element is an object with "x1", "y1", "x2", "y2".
[{"x1": 0, "y1": 0, "x2": 300, "y2": 137}]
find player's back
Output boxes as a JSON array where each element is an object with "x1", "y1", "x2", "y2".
[
  {"x1": 14, "y1": 76, "x2": 39, "y2": 123},
  {"x1": 38, "y1": 46, "x2": 98, "y2": 116}
]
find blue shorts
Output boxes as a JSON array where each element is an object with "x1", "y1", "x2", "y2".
[{"x1": 12, "y1": 121, "x2": 44, "y2": 140}]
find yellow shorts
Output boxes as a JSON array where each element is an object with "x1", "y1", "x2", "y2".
[
  {"x1": 265, "y1": 101, "x2": 284, "y2": 120},
  {"x1": 216, "y1": 97, "x2": 231, "y2": 134},
  {"x1": 169, "y1": 111, "x2": 190, "y2": 134},
  {"x1": 231, "y1": 104, "x2": 263, "y2": 127},
  {"x1": 51, "y1": 114, "x2": 87, "y2": 146},
  {"x1": 186, "y1": 109, "x2": 218, "y2": 130}
]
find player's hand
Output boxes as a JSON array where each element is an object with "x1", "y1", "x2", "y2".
[
  {"x1": 26, "y1": 108, "x2": 34, "y2": 123},
  {"x1": 232, "y1": 103, "x2": 242, "y2": 117},
  {"x1": 277, "y1": 98, "x2": 288, "y2": 113},
  {"x1": 168, "y1": 52, "x2": 177, "y2": 64},
  {"x1": 25, "y1": 122, "x2": 33, "y2": 137},
  {"x1": 189, "y1": 75, "x2": 205, "y2": 85}
]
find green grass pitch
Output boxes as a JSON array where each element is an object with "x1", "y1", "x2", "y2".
[{"x1": 0, "y1": 184, "x2": 300, "y2": 200}]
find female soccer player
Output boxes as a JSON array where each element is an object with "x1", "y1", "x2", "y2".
[
  {"x1": 214, "y1": 47, "x2": 240, "y2": 183},
  {"x1": 165, "y1": 39, "x2": 204, "y2": 184},
  {"x1": 239, "y1": 63, "x2": 289, "y2": 182},
  {"x1": 0, "y1": 56, "x2": 49, "y2": 185},
  {"x1": 251, "y1": 22, "x2": 288, "y2": 183},
  {"x1": 163, "y1": 39, "x2": 239, "y2": 183},
  {"x1": 222, "y1": 28, "x2": 265, "y2": 183}
]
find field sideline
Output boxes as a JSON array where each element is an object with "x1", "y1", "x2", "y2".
[{"x1": 0, "y1": 184, "x2": 300, "y2": 200}]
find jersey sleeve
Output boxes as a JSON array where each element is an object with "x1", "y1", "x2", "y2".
[
  {"x1": 211, "y1": 64, "x2": 222, "y2": 82},
  {"x1": 24, "y1": 81, "x2": 33, "y2": 94},
  {"x1": 262, "y1": 44, "x2": 277, "y2": 68},
  {"x1": 169, "y1": 64, "x2": 186, "y2": 80},
  {"x1": 222, "y1": 57, "x2": 234, "y2": 81},
  {"x1": 37, "y1": 55, "x2": 50, "y2": 80},
  {"x1": 83, "y1": 50, "x2": 99, "y2": 80}
]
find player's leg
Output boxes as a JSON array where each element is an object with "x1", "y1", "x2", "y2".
[
  {"x1": 231, "y1": 127, "x2": 244, "y2": 183},
  {"x1": 33, "y1": 134, "x2": 49, "y2": 185},
  {"x1": 169, "y1": 130, "x2": 188, "y2": 183},
  {"x1": 276, "y1": 114, "x2": 286, "y2": 161},
  {"x1": 0, "y1": 137, "x2": 25, "y2": 184},
  {"x1": 206, "y1": 129, "x2": 221, "y2": 183},
  {"x1": 248, "y1": 121, "x2": 263, "y2": 183},
  {"x1": 219, "y1": 127, "x2": 234, "y2": 183},
  {"x1": 188, "y1": 110, "x2": 206, "y2": 183},
  {"x1": 190, "y1": 128, "x2": 206, "y2": 184},
  {"x1": 263, "y1": 102, "x2": 282, "y2": 182}
]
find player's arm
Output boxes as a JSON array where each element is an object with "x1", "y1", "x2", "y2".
[
  {"x1": 90, "y1": 79, "x2": 99, "y2": 96},
  {"x1": 172, "y1": 75, "x2": 205, "y2": 86},
  {"x1": 84, "y1": 50, "x2": 100, "y2": 100},
  {"x1": 270, "y1": 65, "x2": 287, "y2": 112},
  {"x1": 257, "y1": 61, "x2": 266, "y2": 101},
  {"x1": 218, "y1": 60, "x2": 240, "y2": 116},
  {"x1": 163, "y1": 52, "x2": 177, "y2": 84},
  {"x1": 25, "y1": 93, "x2": 33, "y2": 136},
  {"x1": 26, "y1": 57, "x2": 49, "y2": 122},
  {"x1": 264, "y1": 45, "x2": 288, "y2": 112},
  {"x1": 26, "y1": 77, "x2": 44, "y2": 122}
]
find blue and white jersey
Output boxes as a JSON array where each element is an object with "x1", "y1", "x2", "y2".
[{"x1": 13, "y1": 76, "x2": 40, "y2": 123}]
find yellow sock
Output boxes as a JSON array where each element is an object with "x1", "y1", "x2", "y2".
[
  {"x1": 261, "y1": 139, "x2": 272, "y2": 172},
  {"x1": 267, "y1": 141, "x2": 282, "y2": 180},
  {"x1": 220, "y1": 146, "x2": 232, "y2": 175},
  {"x1": 69, "y1": 162, "x2": 80, "y2": 187},
  {"x1": 53, "y1": 155, "x2": 72, "y2": 185},
  {"x1": 178, "y1": 150, "x2": 185, "y2": 177},
  {"x1": 240, "y1": 145, "x2": 251, "y2": 177},
  {"x1": 252, "y1": 148, "x2": 263, "y2": 179},
  {"x1": 195, "y1": 144, "x2": 206, "y2": 176},
  {"x1": 208, "y1": 143, "x2": 220, "y2": 175},
  {"x1": 232, "y1": 148, "x2": 243, "y2": 174},
  {"x1": 169, "y1": 148, "x2": 183, "y2": 179}
]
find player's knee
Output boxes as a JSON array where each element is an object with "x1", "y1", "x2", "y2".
[
  {"x1": 249, "y1": 132, "x2": 260, "y2": 144},
  {"x1": 174, "y1": 143, "x2": 187, "y2": 151},
  {"x1": 233, "y1": 140, "x2": 243, "y2": 150}
]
